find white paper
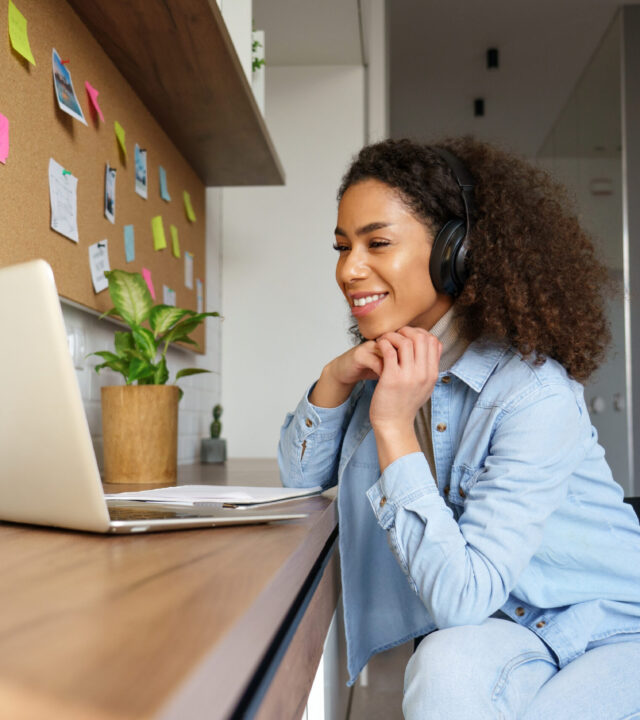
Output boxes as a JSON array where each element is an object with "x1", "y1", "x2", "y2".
[
  {"x1": 89, "y1": 239, "x2": 110, "y2": 293},
  {"x1": 162, "y1": 284, "x2": 176, "y2": 307},
  {"x1": 184, "y1": 251, "x2": 194, "y2": 289},
  {"x1": 105, "y1": 484, "x2": 323, "y2": 507},
  {"x1": 48, "y1": 158, "x2": 79, "y2": 242},
  {"x1": 196, "y1": 278, "x2": 203, "y2": 313}
]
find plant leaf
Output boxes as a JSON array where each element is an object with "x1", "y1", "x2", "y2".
[
  {"x1": 160, "y1": 312, "x2": 219, "y2": 346},
  {"x1": 154, "y1": 356, "x2": 169, "y2": 385},
  {"x1": 92, "y1": 353, "x2": 129, "y2": 378},
  {"x1": 128, "y1": 357, "x2": 155, "y2": 383},
  {"x1": 99, "y1": 307, "x2": 119, "y2": 321},
  {"x1": 114, "y1": 331, "x2": 135, "y2": 356},
  {"x1": 105, "y1": 270, "x2": 153, "y2": 326},
  {"x1": 175, "y1": 368, "x2": 211, "y2": 380},
  {"x1": 149, "y1": 305, "x2": 193, "y2": 337},
  {"x1": 132, "y1": 327, "x2": 157, "y2": 362}
]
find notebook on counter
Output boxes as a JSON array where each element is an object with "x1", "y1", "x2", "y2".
[{"x1": 0, "y1": 259, "x2": 308, "y2": 534}]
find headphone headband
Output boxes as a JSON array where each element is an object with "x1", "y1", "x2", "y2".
[{"x1": 431, "y1": 146, "x2": 476, "y2": 237}]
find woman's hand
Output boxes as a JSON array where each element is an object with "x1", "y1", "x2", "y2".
[
  {"x1": 309, "y1": 342, "x2": 383, "y2": 408},
  {"x1": 369, "y1": 327, "x2": 442, "y2": 468}
]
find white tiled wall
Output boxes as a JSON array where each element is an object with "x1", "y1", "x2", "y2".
[{"x1": 60, "y1": 188, "x2": 223, "y2": 471}]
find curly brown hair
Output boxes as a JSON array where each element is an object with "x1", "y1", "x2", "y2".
[{"x1": 337, "y1": 137, "x2": 613, "y2": 382}]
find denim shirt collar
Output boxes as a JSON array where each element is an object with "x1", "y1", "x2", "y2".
[{"x1": 448, "y1": 339, "x2": 511, "y2": 393}]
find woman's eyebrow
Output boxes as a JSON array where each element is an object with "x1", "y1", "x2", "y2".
[{"x1": 334, "y1": 222, "x2": 393, "y2": 237}]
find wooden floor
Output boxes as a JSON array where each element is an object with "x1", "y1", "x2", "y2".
[{"x1": 348, "y1": 641, "x2": 413, "y2": 720}]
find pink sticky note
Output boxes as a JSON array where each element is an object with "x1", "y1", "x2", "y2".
[
  {"x1": 0, "y1": 113, "x2": 8, "y2": 164},
  {"x1": 142, "y1": 267, "x2": 156, "y2": 300},
  {"x1": 85, "y1": 81, "x2": 104, "y2": 122}
]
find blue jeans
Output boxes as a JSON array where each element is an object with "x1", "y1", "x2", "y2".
[{"x1": 403, "y1": 618, "x2": 640, "y2": 719}]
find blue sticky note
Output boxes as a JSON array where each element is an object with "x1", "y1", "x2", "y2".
[
  {"x1": 159, "y1": 165, "x2": 171, "y2": 202},
  {"x1": 124, "y1": 224, "x2": 135, "y2": 262}
]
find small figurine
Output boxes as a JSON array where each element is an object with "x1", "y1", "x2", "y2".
[{"x1": 201, "y1": 404, "x2": 226, "y2": 463}]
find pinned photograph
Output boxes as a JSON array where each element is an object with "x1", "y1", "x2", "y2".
[
  {"x1": 134, "y1": 143, "x2": 148, "y2": 199},
  {"x1": 104, "y1": 163, "x2": 116, "y2": 224},
  {"x1": 52, "y1": 49, "x2": 86, "y2": 125},
  {"x1": 89, "y1": 239, "x2": 110, "y2": 294}
]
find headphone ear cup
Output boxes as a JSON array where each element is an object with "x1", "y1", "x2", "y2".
[{"x1": 429, "y1": 219, "x2": 469, "y2": 296}]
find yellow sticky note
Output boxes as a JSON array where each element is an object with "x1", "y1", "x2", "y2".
[
  {"x1": 170, "y1": 224, "x2": 180, "y2": 258},
  {"x1": 183, "y1": 191, "x2": 196, "y2": 222},
  {"x1": 8, "y1": 1, "x2": 35, "y2": 65},
  {"x1": 114, "y1": 121, "x2": 127, "y2": 158},
  {"x1": 151, "y1": 215, "x2": 167, "y2": 250}
]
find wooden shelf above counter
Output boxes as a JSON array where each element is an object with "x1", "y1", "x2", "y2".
[{"x1": 66, "y1": 0, "x2": 285, "y2": 187}]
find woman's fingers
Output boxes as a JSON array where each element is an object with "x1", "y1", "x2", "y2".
[{"x1": 376, "y1": 331, "x2": 414, "y2": 367}]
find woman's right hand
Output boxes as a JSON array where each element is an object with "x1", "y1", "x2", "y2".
[
  {"x1": 309, "y1": 342, "x2": 383, "y2": 408},
  {"x1": 327, "y1": 341, "x2": 383, "y2": 386}
]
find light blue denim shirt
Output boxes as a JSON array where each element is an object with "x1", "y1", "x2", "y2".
[{"x1": 278, "y1": 340, "x2": 640, "y2": 686}]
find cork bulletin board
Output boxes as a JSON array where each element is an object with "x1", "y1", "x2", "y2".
[{"x1": 0, "y1": 0, "x2": 207, "y2": 350}]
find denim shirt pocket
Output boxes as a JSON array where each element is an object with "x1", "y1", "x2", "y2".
[{"x1": 446, "y1": 465, "x2": 481, "y2": 517}]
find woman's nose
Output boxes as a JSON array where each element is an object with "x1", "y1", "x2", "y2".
[{"x1": 339, "y1": 247, "x2": 369, "y2": 282}]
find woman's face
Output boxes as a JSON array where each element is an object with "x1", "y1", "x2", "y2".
[{"x1": 335, "y1": 179, "x2": 453, "y2": 339}]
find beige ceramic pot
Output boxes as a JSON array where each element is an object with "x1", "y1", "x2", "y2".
[{"x1": 101, "y1": 385, "x2": 179, "y2": 484}]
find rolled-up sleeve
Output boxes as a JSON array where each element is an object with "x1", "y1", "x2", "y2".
[
  {"x1": 278, "y1": 382, "x2": 356, "y2": 490},
  {"x1": 366, "y1": 385, "x2": 588, "y2": 628}
]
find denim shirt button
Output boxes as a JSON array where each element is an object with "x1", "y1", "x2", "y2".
[
  {"x1": 515, "y1": 607, "x2": 525, "y2": 617},
  {"x1": 441, "y1": 376, "x2": 451, "y2": 384},
  {"x1": 458, "y1": 487, "x2": 466, "y2": 498},
  {"x1": 305, "y1": 418, "x2": 313, "y2": 427},
  {"x1": 443, "y1": 485, "x2": 450, "y2": 495},
  {"x1": 536, "y1": 620, "x2": 546, "y2": 628},
  {"x1": 380, "y1": 496, "x2": 387, "y2": 508},
  {"x1": 436, "y1": 423, "x2": 447, "y2": 432}
]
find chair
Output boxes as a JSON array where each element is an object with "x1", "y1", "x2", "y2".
[{"x1": 624, "y1": 496, "x2": 640, "y2": 519}]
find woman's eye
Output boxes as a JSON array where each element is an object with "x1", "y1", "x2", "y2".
[{"x1": 332, "y1": 240, "x2": 390, "y2": 252}]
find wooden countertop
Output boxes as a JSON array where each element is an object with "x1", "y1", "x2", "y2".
[{"x1": 0, "y1": 460, "x2": 337, "y2": 719}]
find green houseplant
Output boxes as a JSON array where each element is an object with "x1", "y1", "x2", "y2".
[
  {"x1": 201, "y1": 404, "x2": 226, "y2": 463},
  {"x1": 92, "y1": 269, "x2": 219, "y2": 485}
]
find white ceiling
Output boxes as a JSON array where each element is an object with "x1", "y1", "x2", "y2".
[{"x1": 252, "y1": 0, "x2": 630, "y2": 156}]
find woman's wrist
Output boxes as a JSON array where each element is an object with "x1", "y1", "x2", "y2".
[
  {"x1": 373, "y1": 424, "x2": 421, "y2": 472},
  {"x1": 308, "y1": 363, "x2": 355, "y2": 408}
]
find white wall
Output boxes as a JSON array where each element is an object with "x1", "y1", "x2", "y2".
[
  {"x1": 62, "y1": 189, "x2": 223, "y2": 470},
  {"x1": 221, "y1": 65, "x2": 365, "y2": 458}
]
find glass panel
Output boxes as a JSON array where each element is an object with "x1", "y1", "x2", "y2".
[{"x1": 537, "y1": 13, "x2": 631, "y2": 494}]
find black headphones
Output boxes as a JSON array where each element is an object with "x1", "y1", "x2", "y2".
[{"x1": 428, "y1": 147, "x2": 476, "y2": 296}]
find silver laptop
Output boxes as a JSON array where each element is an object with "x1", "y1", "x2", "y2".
[{"x1": 0, "y1": 259, "x2": 306, "y2": 533}]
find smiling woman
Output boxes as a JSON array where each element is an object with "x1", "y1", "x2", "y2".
[{"x1": 278, "y1": 137, "x2": 640, "y2": 719}]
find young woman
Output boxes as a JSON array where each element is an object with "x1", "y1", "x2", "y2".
[{"x1": 278, "y1": 138, "x2": 640, "y2": 719}]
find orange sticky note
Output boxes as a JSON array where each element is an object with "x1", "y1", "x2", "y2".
[
  {"x1": 8, "y1": 1, "x2": 35, "y2": 65},
  {"x1": 85, "y1": 82, "x2": 104, "y2": 122},
  {"x1": 141, "y1": 267, "x2": 155, "y2": 300}
]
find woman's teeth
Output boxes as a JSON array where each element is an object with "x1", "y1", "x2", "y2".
[{"x1": 353, "y1": 293, "x2": 387, "y2": 307}]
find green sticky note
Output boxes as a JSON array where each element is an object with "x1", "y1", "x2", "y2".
[
  {"x1": 114, "y1": 121, "x2": 127, "y2": 158},
  {"x1": 151, "y1": 215, "x2": 167, "y2": 250},
  {"x1": 170, "y1": 224, "x2": 180, "y2": 258},
  {"x1": 8, "y1": 1, "x2": 35, "y2": 65},
  {"x1": 183, "y1": 190, "x2": 196, "y2": 222}
]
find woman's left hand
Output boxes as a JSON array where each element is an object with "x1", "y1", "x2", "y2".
[{"x1": 369, "y1": 326, "x2": 442, "y2": 435}]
